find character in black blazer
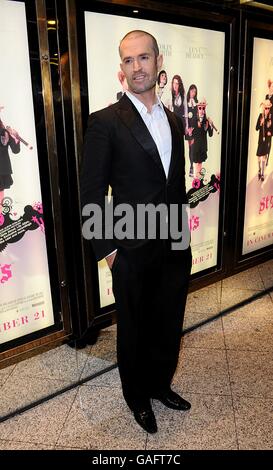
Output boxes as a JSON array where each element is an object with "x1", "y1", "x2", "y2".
[
  {"x1": 170, "y1": 74, "x2": 188, "y2": 134},
  {"x1": 265, "y1": 79, "x2": 273, "y2": 106},
  {"x1": 81, "y1": 30, "x2": 192, "y2": 434},
  {"x1": 0, "y1": 116, "x2": 20, "y2": 212},
  {"x1": 256, "y1": 99, "x2": 272, "y2": 182},
  {"x1": 265, "y1": 79, "x2": 273, "y2": 166},
  {"x1": 185, "y1": 84, "x2": 198, "y2": 177},
  {"x1": 191, "y1": 98, "x2": 213, "y2": 179}
]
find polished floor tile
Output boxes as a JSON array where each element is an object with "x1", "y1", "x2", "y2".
[
  {"x1": 147, "y1": 394, "x2": 237, "y2": 450},
  {"x1": 222, "y1": 295, "x2": 273, "y2": 352},
  {"x1": 11, "y1": 344, "x2": 90, "y2": 382},
  {"x1": 258, "y1": 259, "x2": 273, "y2": 290},
  {"x1": 1, "y1": 262, "x2": 273, "y2": 450},
  {"x1": 55, "y1": 445, "x2": 88, "y2": 450},
  {"x1": 80, "y1": 356, "x2": 117, "y2": 381},
  {"x1": 183, "y1": 316, "x2": 225, "y2": 349},
  {"x1": 56, "y1": 385, "x2": 146, "y2": 450},
  {"x1": 0, "y1": 364, "x2": 16, "y2": 387},
  {"x1": 0, "y1": 439, "x2": 54, "y2": 450},
  {"x1": 0, "y1": 374, "x2": 72, "y2": 416},
  {"x1": 173, "y1": 348, "x2": 232, "y2": 396},
  {"x1": 220, "y1": 287, "x2": 262, "y2": 312},
  {"x1": 222, "y1": 266, "x2": 265, "y2": 291},
  {"x1": 89, "y1": 328, "x2": 117, "y2": 362},
  {"x1": 83, "y1": 366, "x2": 120, "y2": 388},
  {"x1": 234, "y1": 396, "x2": 273, "y2": 450},
  {"x1": 227, "y1": 350, "x2": 273, "y2": 398},
  {"x1": 185, "y1": 284, "x2": 220, "y2": 316},
  {"x1": 0, "y1": 390, "x2": 77, "y2": 445},
  {"x1": 183, "y1": 311, "x2": 218, "y2": 331}
]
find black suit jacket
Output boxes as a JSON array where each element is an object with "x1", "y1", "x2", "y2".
[{"x1": 81, "y1": 94, "x2": 188, "y2": 261}]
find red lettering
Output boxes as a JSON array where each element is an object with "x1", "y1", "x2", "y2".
[
  {"x1": 189, "y1": 215, "x2": 200, "y2": 232},
  {"x1": 192, "y1": 256, "x2": 204, "y2": 265},
  {"x1": 0, "y1": 264, "x2": 12, "y2": 284},
  {"x1": 3, "y1": 322, "x2": 11, "y2": 331},
  {"x1": 34, "y1": 311, "x2": 45, "y2": 320},
  {"x1": 259, "y1": 194, "x2": 273, "y2": 214},
  {"x1": 259, "y1": 197, "x2": 266, "y2": 214}
]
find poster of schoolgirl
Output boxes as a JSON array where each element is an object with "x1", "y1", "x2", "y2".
[
  {"x1": 0, "y1": 0, "x2": 54, "y2": 343},
  {"x1": 84, "y1": 11, "x2": 225, "y2": 307},
  {"x1": 243, "y1": 37, "x2": 273, "y2": 255}
]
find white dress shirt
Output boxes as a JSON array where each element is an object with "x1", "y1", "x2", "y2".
[
  {"x1": 107, "y1": 91, "x2": 172, "y2": 259},
  {"x1": 126, "y1": 90, "x2": 172, "y2": 178}
]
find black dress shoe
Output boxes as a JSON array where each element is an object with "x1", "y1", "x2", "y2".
[
  {"x1": 133, "y1": 408, "x2": 158, "y2": 434},
  {"x1": 154, "y1": 390, "x2": 191, "y2": 411}
]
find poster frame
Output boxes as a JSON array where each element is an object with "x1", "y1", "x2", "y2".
[
  {"x1": 0, "y1": 0, "x2": 71, "y2": 358},
  {"x1": 234, "y1": 15, "x2": 273, "y2": 269},
  {"x1": 71, "y1": 0, "x2": 238, "y2": 317}
]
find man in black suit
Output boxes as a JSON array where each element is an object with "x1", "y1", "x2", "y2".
[{"x1": 81, "y1": 30, "x2": 192, "y2": 434}]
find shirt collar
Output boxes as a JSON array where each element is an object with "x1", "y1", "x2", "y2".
[{"x1": 126, "y1": 90, "x2": 164, "y2": 114}]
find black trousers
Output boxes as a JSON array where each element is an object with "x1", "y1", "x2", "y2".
[{"x1": 111, "y1": 240, "x2": 192, "y2": 410}]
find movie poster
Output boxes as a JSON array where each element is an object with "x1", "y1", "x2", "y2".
[
  {"x1": 243, "y1": 37, "x2": 273, "y2": 255},
  {"x1": 84, "y1": 12, "x2": 225, "y2": 307},
  {"x1": 0, "y1": 0, "x2": 54, "y2": 343}
]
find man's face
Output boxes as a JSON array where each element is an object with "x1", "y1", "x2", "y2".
[
  {"x1": 120, "y1": 34, "x2": 162, "y2": 95},
  {"x1": 269, "y1": 82, "x2": 273, "y2": 94}
]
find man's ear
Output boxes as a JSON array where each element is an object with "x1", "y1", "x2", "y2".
[
  {"x1": 157, "y1": 53, "x2": 163, "y2": 71},
  {"x1": 118, "y1": 70, "x2": 125, "y2": 85}
]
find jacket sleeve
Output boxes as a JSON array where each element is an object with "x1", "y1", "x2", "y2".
[
  {"x1": 8, "y1": 136, "x2": 20, "y2": 154},
  {"x1": 256, "y1": 114, "x2": 262, "y2": 131},
  {"x1": 80, "y1": 111, "x2": 116, "y2": 261},
  {"x1": 207, "y1": 122, "x2": 213, "y2": 137}
]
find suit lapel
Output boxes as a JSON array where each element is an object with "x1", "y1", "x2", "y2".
[{"x1": 116, "y1": 94, "x2": 165, "y2": 177}]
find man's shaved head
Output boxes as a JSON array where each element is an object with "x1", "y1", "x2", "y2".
[{"x1": 119, "y1": 30, "x2": 159, "y2": 58}]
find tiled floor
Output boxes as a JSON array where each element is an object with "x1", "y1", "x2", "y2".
[{"x1": 0, "y1": 259, "x2": 272, "y2": 450}]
